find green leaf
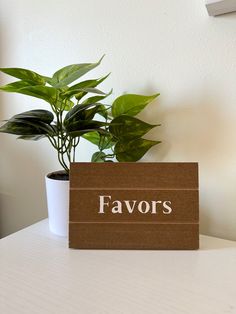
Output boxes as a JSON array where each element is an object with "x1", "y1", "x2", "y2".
[
  {"x1": 79, "y1": 104, "x2": 108, "y2": 121},
  {"x1": 43, "y1": 76, "x2": 54, "y2": 85},
  {"x1": 77, "y1": 87, "x2": 106, "y2": 95},
  {"x1": 111, "y1": 93, "x2": 159, "y2": 117},
  {"x1": 0, "y1": 67, "x2": 46, "y2": 85},
  {"x1": 5, "y1": 85, "x2": 58, "y2": 105},
  {"x1": 60, "y1": 74, "x2": 109, "y2": 103},
  {"x1": 0, "y1": 80, "x2": 39, "y2": 92},
  {"x1": 51, "y1": 55, "x2": 105, "y2": 88},
  {"x1": 109, "y1": 115, "x2": 158, "y2": 140},
  {"x1": 61, "y1": 87, "x2": 106, "y2": 99},
  {"x1": 82, "y1": 89, "x2": 112, "y2": 105},
  {"x1": 56, "y1": 98, "x2": 74, "y2": 111},
  {"x1": 1, "y1": 108, "x2": 54, "y2": 135},
  {"x1": 65, "y1": 120, "x2": 109, "y2": 133},
  {"x1": 0, "y1": 119, "x2": 50, "y2": 136},
  {"x1": 67, "y1": 128, "x2": 108, "y2": 138},
  {"x1": 82, "y1": 131, "x2": 100, "y2": 145},
  {"x1": 66, "y1": 119, "x2": 109, "y2": 137},
  {"x1": 0, "y1": 82, "x2": 60, "y2": 107},
  {"x1": 81, "y1": 91, "x2": 112, "y2": 119},
  {"x1": 98, "y1": 133, "x2": 116, "y2": 149},
  {"x1": 97, "y1": 104, "x2": 110, "y2": 119},
  {"x1": 82, "y1": 131, "x2": 115, "y2": 149},
  {"x1": 16, "y1": 119, "x2": 52, "y2": 134},
  {"x1": 64, "y1": 103, "x2": 102, "y2": 124},
  {"x1": 17, "y1": 134, "x2": 46, "y2": 141},
  {"x1": 12, "y1": 109, "x2": 54, "y2": 124},
  {"x1": 96, "y1": 104, "x2": 109, "y2": 119},
  {"x1": 62, "y1": 74, "x2": 110, "y2": 98},
  {"x1": 114, "y1": 138, "x2": 161, "y2": 162},
  {"x1": 91, "y1": 151, "x2": 106, "y2": 162}
]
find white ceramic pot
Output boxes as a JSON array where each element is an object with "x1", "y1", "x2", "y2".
[{"x1": 45, "y1": 170, "x2": 69, "y2": 237}]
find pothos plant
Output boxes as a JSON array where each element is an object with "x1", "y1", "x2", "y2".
[{"x1": 0, "y1": 57, "x2": 161, "y2": 175}]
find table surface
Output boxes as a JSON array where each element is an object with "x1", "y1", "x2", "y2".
[{"x1": 0, "y1": 219, "x2": 236, "y2": 314}]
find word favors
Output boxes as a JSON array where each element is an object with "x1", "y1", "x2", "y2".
[{"x1": 98, "y1": 195, "x2": 172, "y2": 215}]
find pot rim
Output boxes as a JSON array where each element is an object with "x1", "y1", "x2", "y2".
[{"x1": 46, "y1": 170, "x2": 69, "y2": 181}]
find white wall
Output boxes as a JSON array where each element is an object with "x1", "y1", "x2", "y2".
[{"x1": 0, "y1": 0, "x2": 236, "y2": 240}]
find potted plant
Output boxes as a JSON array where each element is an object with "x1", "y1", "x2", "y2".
[{"x1": 0, "y1": 56, "x2": 161, "y2": 236}]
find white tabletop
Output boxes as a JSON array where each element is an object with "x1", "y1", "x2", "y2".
[{"x1": 0, "y1": 219, "x2": 236, "y2": 314}]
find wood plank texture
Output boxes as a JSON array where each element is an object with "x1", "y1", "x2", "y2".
[
  {"x1": 69, "y1": 223, "x2": 199, "y2": 249},
  {"x1": 69, "y1": 162, "x2": 199, "y2": 249},
  {"x1": 70, "y1": 162, "x2": 198, "y2": 189}
]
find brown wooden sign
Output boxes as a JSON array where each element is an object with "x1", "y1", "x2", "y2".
[{"x1": 69, "y1": 162, "x2": 199, "y2": 249}]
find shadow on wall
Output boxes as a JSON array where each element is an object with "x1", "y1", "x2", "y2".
[
  {"x1": 0, "y1": 25, "x2": 48, "y2": 238},
  {"x1": 141, "y1": 92, "x2": 233, "y2": 166},
  {"x1": 0, "y1": 128, "x2": 50, "y2": 238},
  {"x1": 139, "y1": 90, "x2": 236, "y2": 240},
  {"x1": 0, "y1": 135, "x2": 49, "y2": 238}
]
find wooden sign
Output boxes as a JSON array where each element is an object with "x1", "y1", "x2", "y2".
[{"x1": 69, "y1": 162, "x2": 199, "y2": 249}]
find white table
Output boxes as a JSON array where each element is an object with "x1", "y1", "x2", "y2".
[{"x1": 0, "y1": 220, "x2": 236, "y2": 314}]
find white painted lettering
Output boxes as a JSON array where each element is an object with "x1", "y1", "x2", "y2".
[
  {"x1": 111, "y1": 200, "x2": 122, "y2": 214},
  {"x1": 98, "y1": 195, "x2": 173, "y2": 215},
  {"x1": 151, "y1": 200, "x2": 162, "y2": 214},
  {"x1": 162, "y1": 201, "x2": 172, "y2": 214},
  {"x1": 138, "y1": 201, "x2": 150, "y2": 214},
  {"x1": 124, "y1": 200, "x2": 137, "y2": 213},
  {"x1": 98, "y1": 195, "x2": 111, "y2": 214}
]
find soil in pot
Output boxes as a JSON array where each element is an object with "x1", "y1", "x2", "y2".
[{"x1": 47, "y1": 170, "x2": 69, "y2": 181}]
